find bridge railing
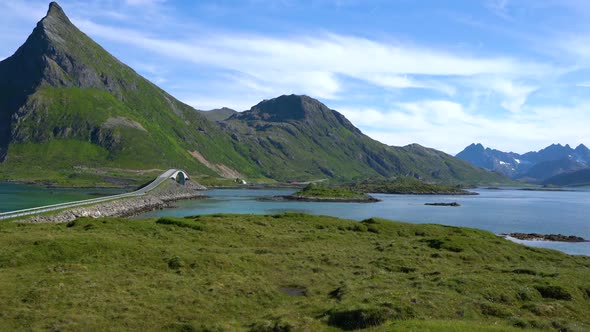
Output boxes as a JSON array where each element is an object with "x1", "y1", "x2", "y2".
[{"x1": 0, "y1": 169, "x2": 186, "y2": 221}]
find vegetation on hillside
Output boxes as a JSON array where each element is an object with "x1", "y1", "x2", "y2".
[
  {"x1": 0, "y1": 4, "x2": 509, "y2": 187},
  {"x1": 543, "y1": 168, "x2": 590, "y2": 187},
  {"x1": 348, "y1": 177, "x2": 476, "y2": 195},
  {"x1": 0, "y1": 213, "x2": 588, "y2": 331}
]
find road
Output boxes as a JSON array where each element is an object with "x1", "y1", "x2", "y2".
[{"x1": 0, "y1": 169, "x2": 184, "y2": 221}]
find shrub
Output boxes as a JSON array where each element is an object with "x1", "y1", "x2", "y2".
[
  {"x1": 347, "y1": 224, "x2": 367, "y2": 232},
  {"x1": 167, "y1": 256, "x2": 183, "y2": 270},
  {"x1": 249, "y1": 318, "x2": 295, "y2": 332},
  {"x1": 326, "y1": 307, "x2": 391, "y2": 330},
  {"x1": 512, "y1": 268, "x2": 537, "y2": 276},
  {"x1": 534, "y1": 285, "x2": 572, "y2": 300},
  {"x1": 479, "y1": 302, "x2": 511, "y2": 318},
  {"x1": 156, "y1": 217, "x2": 204, "y2": 231}
]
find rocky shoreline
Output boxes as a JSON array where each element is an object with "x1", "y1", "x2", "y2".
[
  {"x1": 504, "y1": 232, "x2": 589, "y2": 243},
  {"x1": 24, "y1": 180, "x2": 205, "y2": 223},
  {"x1": 424, "y1": 202, "x2": 460, "y2": 207}
]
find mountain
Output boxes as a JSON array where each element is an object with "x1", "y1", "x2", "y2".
[
  {"x1": 0, "y1": 2, "x2": 505, "y2": 186},
  {"x1": 456, "y1": 143, "x2": 590, "y2": 183},
  {"x1": 455, "y1": 143, "x2": 527, "y2": 178},
  {"x1": 219, "y1": 95, "x2": 505, "y2": 183},
  {"x1": 520, "y1": 157, "x2": 586, "y2": 181},
  {"x1": 198, "y1": 107, "x2": 237, "y2": 122},
  {"x1": 543, "y1": 168, "x2": 590, "y2": 187},
  {"x1": 0, "y1": 2, "x2": 259, "y2": 184}
]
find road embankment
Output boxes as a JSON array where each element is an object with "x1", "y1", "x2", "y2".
[{"x1": 24, "y1": 179, "x2": 203, "y2": 223}]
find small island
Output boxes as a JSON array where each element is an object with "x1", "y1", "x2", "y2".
[
  {"x1": 504, "y1": 233, "x2": 589, "y2": 242},
  {"x1": 348, "y1": 177, "x2": 478, "y2": 195},
  {"x1": 425, "y1": 202, "x2": 460, "y2": 207},
  {"x1": 279, "y1": 184, "x2": 380, "y2": 203}
]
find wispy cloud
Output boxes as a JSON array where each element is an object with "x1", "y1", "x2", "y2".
[
  {"x1": 2, "y1": 0, "x2": 585, "y2": 153},
  {"x1": 75, "y1": 18, "x2": 554, "y2": 101},
  {"x1": 340, "y1": 100, "x2": 590, "y2": 154}
]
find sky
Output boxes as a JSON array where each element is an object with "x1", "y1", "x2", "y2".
[{"x1": 1, "y1": 0, "x2": 590, "y2": 154}]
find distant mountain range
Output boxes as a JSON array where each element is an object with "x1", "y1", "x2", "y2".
[
  {"x1": 0, "y1": 2, "x2": 505, "y2": 186},
  {"x1": 456, "y1": 143, "x2": 590, "y2": 185}
]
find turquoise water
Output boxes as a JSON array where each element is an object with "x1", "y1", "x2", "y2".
[
  {"x1": 2, "y1": 183, "x2": 589, "y2": 255},
  {"x1": 136, "y1": 188, "x2": 590, "y2": 256},
  {"x1": 0, "y1": 183, "x2": 126, "y2": 212}
]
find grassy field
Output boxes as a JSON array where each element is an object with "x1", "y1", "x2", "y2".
[{"x1": 0, "y1": 214, "x2": 588, "y2": 331}]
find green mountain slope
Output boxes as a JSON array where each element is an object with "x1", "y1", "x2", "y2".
[
  {"x1": 198, "y1": 107, "x2": 238, "y2": 122},
  {"x1": 0, "y1": 2, "x2": 506, "y2": 186},
  {"x1": 221, "y1": 95, "x2": 506, "y2": 184},
  {"x1": 0, "y1": 2, "x2": 259, "y2": 185},
  {"x1": 543, "y1": 168, "x2": 590, "y2": 187}
]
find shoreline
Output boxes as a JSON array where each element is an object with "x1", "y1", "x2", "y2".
[
  {"x1": 20, "y1": 180, "x2": 205, "y2": 223},
  {"x1": 260, "y1": 195, "x2": 381, "y2": 203},
  {"x1": 502, "y1": 232, "x2": 589, "y2": 243}
]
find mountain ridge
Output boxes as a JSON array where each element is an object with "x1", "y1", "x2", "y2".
[
  {"x1": 456, "y1": 142, "x2": 590, "y2": 183},
  {"x1": 0, "y1": 2, "x2": 505, "y2": 186}
]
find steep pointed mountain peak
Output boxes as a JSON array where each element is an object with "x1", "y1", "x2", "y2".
[
  {"x1": 26, "y1": 2, "x2": 76, "y2": 52},
  {"x1": 43, "y1": 2, "x2": 72, "y2": 29},
  {"x1": 575, "y1": 143, "x2": 589, "y2": 152}
]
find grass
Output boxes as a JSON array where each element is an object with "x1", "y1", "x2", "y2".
[
  {"x1": 348, "y1": 177, "x2": 475, "y2": 194},
  {"x1": 0, "y1": 213, "x2": 588, "y2": 331},
  {"x1": 292, "y1": 183, "x2": 372, "y2": 200}
]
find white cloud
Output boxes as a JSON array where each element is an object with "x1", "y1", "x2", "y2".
[
  {"x1": 489, "y1": 79, "x2": 537, "y2": 113},
  {"x1": 74, "y1": 19, "x2": 553, "y2": 100},
  {"x1": 361, "y1": 74, "x2": 457, "y2": 95},
  {"x1": 339, "y1": 100, "x2": 590, "y2": 154}
]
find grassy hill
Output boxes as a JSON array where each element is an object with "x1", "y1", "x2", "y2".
[
  {"x1": 220, "y1": 95, "x2": 506, "y2": 185},
  {"x1": 347, "y1": 176, "x2": 475, "y2": 194},
  {"x1": 0, "y1": 213, "x2": 588, "y2": 331},
  {"x1": 543, "y1": 168, "x2": 590, "y2": 187}
]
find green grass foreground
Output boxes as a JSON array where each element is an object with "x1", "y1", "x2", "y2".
[{"x1": 0, "y1": 214, "x2": 589, "y2": 331}]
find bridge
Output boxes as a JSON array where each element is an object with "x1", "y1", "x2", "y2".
[{"x1": 0, "y1": 169, "x2": 190, "y2": 221}]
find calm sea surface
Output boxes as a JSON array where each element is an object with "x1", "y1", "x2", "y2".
[
  {"x1": 0, "y1": 183, "x2": 125, "y2": 212},
  {"x1": 1, "y1": 183, "x2": 589, "y2": 255},
  {"x1": 136, "y1": 187, "x2": 590, "y2": 256}
]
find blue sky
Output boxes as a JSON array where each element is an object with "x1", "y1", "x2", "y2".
[{"x1": 1, "y1": 0, "x2": 590, "y2": 154}]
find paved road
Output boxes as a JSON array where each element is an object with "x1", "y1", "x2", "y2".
[{"x1": 0, "y1": 169, "x2": 185, "y2": 221}]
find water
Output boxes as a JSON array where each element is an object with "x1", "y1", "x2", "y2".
[
  {"x1": 0, "y1": 182, "x2": 126, "y2": 212},
  {"x1": 136, "y1": 188, "x2": 590, "y2": 256},
  {"x1": 1, "y1": 183, "x2": 589, "y2": 255}
]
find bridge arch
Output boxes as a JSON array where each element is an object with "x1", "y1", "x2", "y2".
[{"x1": 169, "y1": 170, "x2": 189, "y2": 185}]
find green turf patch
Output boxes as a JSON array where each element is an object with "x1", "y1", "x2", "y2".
[{"x1": 0, "y1": 214, "x2": 588, "y2": 331}]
